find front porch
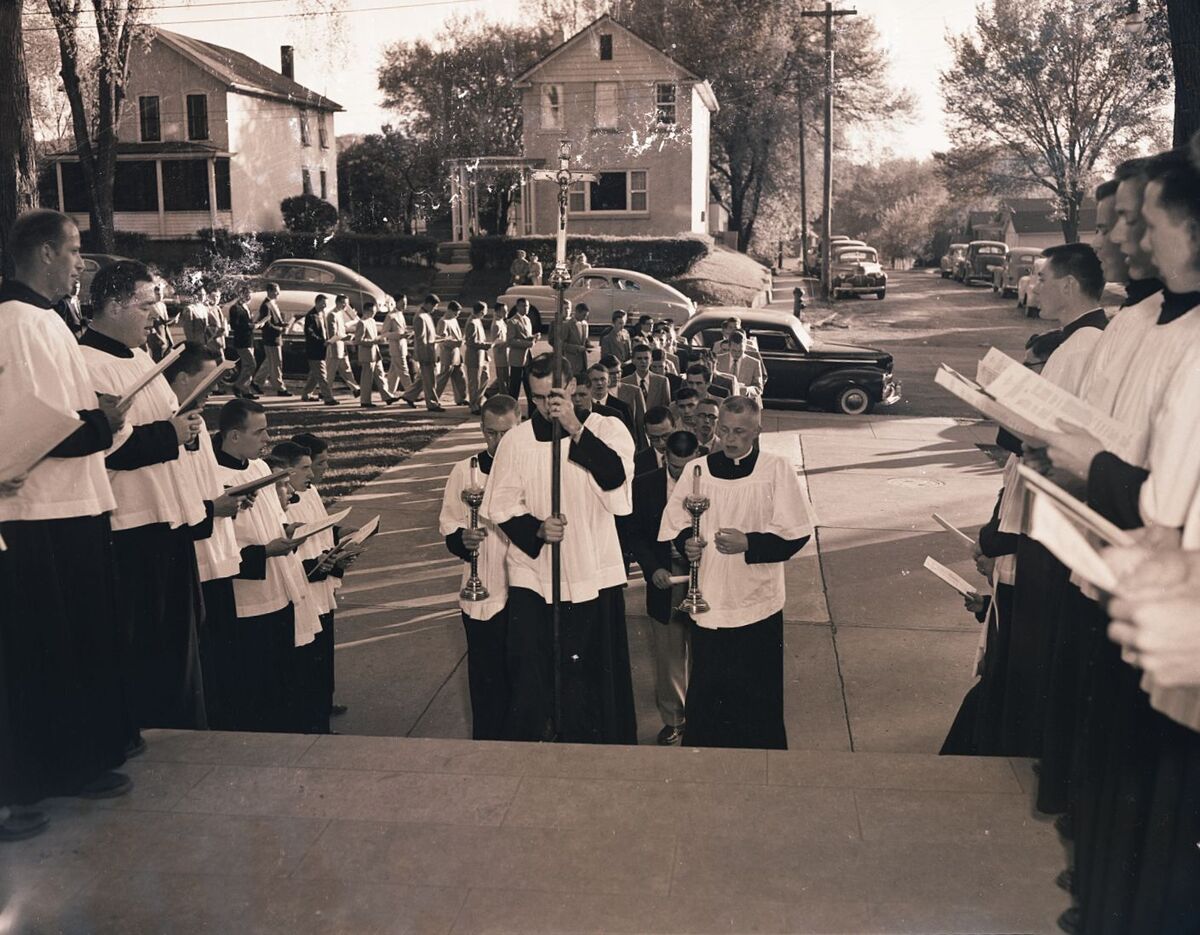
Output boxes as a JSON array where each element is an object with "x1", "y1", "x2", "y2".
[{"x1": 445, "y1": 156, "x2": 546, "y2": 243}]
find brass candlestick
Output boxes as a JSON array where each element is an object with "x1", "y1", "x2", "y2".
[
  {"x1": 460, "y1": 460, "x2": 488, "y2": 601},
  {"x1": 678, "y1": 465, "x2": 710, "y2": 615}
]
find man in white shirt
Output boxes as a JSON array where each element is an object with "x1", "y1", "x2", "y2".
[
  {"x1": 434, "y1": 300, "x2": 468, "y2": 406},
  {"x1": 463, "y1": 302, "x2": 493, "y2": 414},
  {"x1": 381, "y1": 294, "x2": 413, "y2": 395},
  {"x1": 325, "y1": 295, "x2": 361, "y2": 396},
  {"x1": 352, "y1": 301, "x2": 398, "y2": 407},
  {"x1": 401, "y1": 294, "x2": 444, "y2": 412}
]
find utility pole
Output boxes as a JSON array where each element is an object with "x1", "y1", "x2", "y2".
[{"x1": 801, "y1": 1, "x2": 855, "y2": 301}]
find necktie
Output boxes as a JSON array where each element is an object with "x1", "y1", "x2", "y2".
[{"x1": 640, "y1": 377, "x2": 647, "y2": 396}]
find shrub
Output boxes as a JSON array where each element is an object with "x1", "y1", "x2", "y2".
[
  {"x1": 280, "y1": 194, "x2": 338, "y2": 234},
  {"x1": 469, "y1": 234, "x2": 711, "y2": 280},
  {"x1": 193, "y1": 229, "x2": 438, "y2": 271}
]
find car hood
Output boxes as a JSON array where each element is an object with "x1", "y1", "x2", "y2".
[{"x1": 810, "y1": 340, "x2": 890, "y2": 363}]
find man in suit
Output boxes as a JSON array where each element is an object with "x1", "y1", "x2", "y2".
[
  {"x1": 433, "y1": 300, "x2": 468, "y2": 406},
  {"x1": 504, "y1": 301, "x2": 535, "y2": 407},
  {"x1": 650, "y1": 349, "x2": 682, "y2": 396},
  {"x1": 671, "y1": 387, "x2": 701, "y2": 434},
  {"x1": 402, "y1": 294, "x2": 444, "y2": 411},
  {"x1": 601, "y1": 309, "x2": 632, "y2": 364},
  {"x1": 601, "y1": 353, "x2": 647, "y2": 450},
  {"x1": 630, "y1": 314, "x2": 655, "y2": 348},
  {"x1": 352, "y1": 300, "x2": 399, "y2": 407},
  {"x1": 693, "y1": 349, "x2": 738, "y2": 397},
  {"x1": 692, "y1": 397, "x2": 719, "y2": 454},
  {"x1": 635, "y1": 406, "x2": 676, "y2": 476},
  {"x1": 301, "y1": 294, "x2": 338, "y2": 405},
  {"x1": 714, "y1": 316, "x2": 760, "y2": 359},
  {"x1": 572, "y1": 371, "x2": 624, "y2": 421},
  {"x1": 684, "y1": 362, "x2": 730, "y2": 401},
  {"x1": 586, "y1": 363, "x2": 635, "y2": 440},
  {"x1": 325, "y1": 295, "x2": 361, "y2": 396},
  {"x1": 623, "y1": 344, "x2": 671, "y2": 411},
  {"x1": 715, "y1": 331, "x2": 766, "y2": 398},
  {"x1": 464, "y1": 301, "x2": 493, "y2": 413},
  {"x1": 619, "y1": 429, "x2": 702, "y2": 745},
  {"x1": 556, "y1": 300, "x2": 589, "y2": 375}
]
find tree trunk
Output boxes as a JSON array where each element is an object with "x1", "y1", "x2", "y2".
[
  {"x1": 1168, "y1": 0, "x2": 1200, "y2": 146},
  {"x1": 0, "y1": 0, "x2": 39, "y2": 271},
  {"x1": 1060, "y1": 191, "x2": 1080, "y2": 244}
]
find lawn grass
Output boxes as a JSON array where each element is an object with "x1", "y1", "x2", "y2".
[{"x1": 202, "y1": 403, "x2": 453, "y2": 503}]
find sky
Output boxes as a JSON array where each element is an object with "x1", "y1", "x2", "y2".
[{"x1": 112, "y1": 0, "x2": 981, "y2": 160}]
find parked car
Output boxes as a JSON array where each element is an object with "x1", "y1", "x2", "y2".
[
  {"x1": 955, "y1": 241, "x2": 1008, "y2": 284},
  {"x1": 497, "y1": 267, "x2": 696, "y2": 327},
  {"x1": 829, "y1": 245, "x2": 887, "y2": 300},
  {"x1": 1017, "y1": 256, "x2": 1048, "y2": 317},
  {"x1": 80, "y1": 253, "x2": 133, "y2": 311},
  {"x1": 677, "y1": 308, "x2": 900, "y2": 414},
  {"x1": 940, "y1": 244, "x2": 967, "y2": 278},
  {"x1": 252, "y1": 259, "x2": 396, "y2": 315},
  {"x1": 805, "y1": 235, "x2": 859, "y2": 274},
  {"x1": 993, "y1": 249, "x2": 1041, "y2": 298}
]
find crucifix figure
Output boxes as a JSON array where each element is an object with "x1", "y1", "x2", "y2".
[{"x1": 529, "y1": 139, "x2": 596, "y2": 736}]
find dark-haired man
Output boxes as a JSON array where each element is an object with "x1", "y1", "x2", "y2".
[
  {"x1": 504, "y1": 299, "x2": 535, "y2": 406},
  {"x1": 635, "y1": 406, "x2": 676, "y2": 476},
  {"x1": 586, "y1": 362, "x2": 635, "y2": 439},
  {"x1": 602, "y1": 353, "x2": 647, "y2": 448},
  {"x1": 715, "y1": 332, "x2": 766, "y2": 399},
  {"x1": 440, "y1": 395, "x2": 520, "y2": 740},
  {"x1": 621, "y1": 429, "x2": 702, "y2": 745},
  {"x1": 1, "y1": 210, "x2": 129, "y2": 834},
  {"x1": 693, "y1": 397, "x2": 719, "y2": 454},
  {"x1": 1090, "y1": 180, "x2": 1129, "y2": 310},
  {"x1": 482, "y1": 354, "x2": 637, "y2": 743},
  {"x1": 301, "y1": 295, "x2": 338, "y2": 406},
  {"x1": 623, "y1": 344, "x2": 670, "y2": 410},
  {"x1": 253, "y1": 282, "x2": 290, "y2": 396},
  {"x1": 600, "y1": 309, "x2": 632, "y2": 363},
  {"x1": 228, "y1": 284, "x2": 259, "y2": 399},
  {"x1": 556, "y1": 300, "x2": 589, "y2": 376},
  {"x1": 684, "y1": 362, "x2": 730, "y2": 401}
]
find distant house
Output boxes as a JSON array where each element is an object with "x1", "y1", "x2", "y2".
[
  {"x1": 48, "y1": 29, "x2": 341, "y2": 239},
  {"x1": 964, "y1": 198, "x2": 1097, "y2": 249},
  {"x1": 447, "y1": 14, "x2": 719, "y2": 243}
]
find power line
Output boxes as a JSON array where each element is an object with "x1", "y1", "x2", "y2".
[
  {"x1": 23, "y1": 0, "x2": 308, "y2": 17},
  {"x1": 23, "y1": 0, "x2": 481, "y2": 30}
]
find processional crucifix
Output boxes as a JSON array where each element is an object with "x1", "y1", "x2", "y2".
[{"x1": 529, "y1": 139, "x2": 596, "y2": 738}]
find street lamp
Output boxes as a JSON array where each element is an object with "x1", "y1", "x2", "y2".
[{"x1": 1123, "y1": 0, "x2": 1145, "y2": 36}]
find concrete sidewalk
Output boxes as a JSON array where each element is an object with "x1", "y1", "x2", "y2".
[{"x1": 330, "y1": 408, "x2": 1002, "y2": 755}]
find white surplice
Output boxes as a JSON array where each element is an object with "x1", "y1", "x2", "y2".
[{"x1": 440, "y1": 456, "x2": 510, "y2": 621}]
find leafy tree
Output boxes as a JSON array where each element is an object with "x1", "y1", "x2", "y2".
[
  {"x1": 875, "y1": 191, "x2": 947, "y2": 266},
  {"x1": 337, "y1": 128, "x2": 442, "y2": 234},
  {"x1": 1, "y1": 0, "x2": 38, "y2": 266},
  {"x1": 1166, "y1": 0, "x2": 1200, "y2": 145},
  {"x1": 941, "y1": 0, "x2": 1172, "y2": 242},
  {"x1": 281, "y1": 194, "x2": 338, "y2": 234}
]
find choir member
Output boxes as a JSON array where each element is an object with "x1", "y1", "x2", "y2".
[
  {"x1": 79, "y1": 260, "x2": 212, "y2": 747},
  {"x1": 0, "y1": 211, "x2": 130, "y2": 835},
  {"x1": 481, "y1": 354, "x2": 637, "y2": 744},
  {"x1": 213, "y1": 399, "x2": 323, "y2": 732},
  {"x1": 634, "y1": 406, "x2": 676, "y2": 476},
  {"x1": 439, "y1": 395, "x2": 520, "y2": 740},
  {"x1": 659, "y1": 395, "x2": 813, "y2": 750}
]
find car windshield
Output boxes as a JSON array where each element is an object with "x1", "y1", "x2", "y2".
[
  {"x1": 977, "y1": 246, "x2": 1005, "y2": 255},
  {"x1": 836, "y1": 250, "x2": 876, "y2": 263}
]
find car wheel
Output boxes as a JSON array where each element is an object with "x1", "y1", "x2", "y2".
[
  {"x1": 876, "y1": 289, "x2": 886, "y2": 300},
  {"x1": 834, "y1": 385, "x2": 873, "y2": 416}
]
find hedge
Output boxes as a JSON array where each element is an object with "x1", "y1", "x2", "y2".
[
  {"x1": 196, "y1": 230, "x2": 439, "y2": 269},
  {"x1": 469, "y1": 234, "x2": 711, "y2": 280}
]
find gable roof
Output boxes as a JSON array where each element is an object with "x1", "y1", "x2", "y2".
[
  {"x1": 154, "y1": 29, "x2": 342, "y2": 112},
  {"x1": 514, "y1": 13, "x2": 717, "y2": 111},
  {"x1": 1000, "y1": 197, "x2": 1097, "y2": 234}
]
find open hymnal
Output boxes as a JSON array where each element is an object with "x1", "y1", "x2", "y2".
[
  {"x1": 305, "y1": 511, "x2": 372, "y2": 579},
  {"x1": 116, "y1": 344, "x2": 186, "y2": 409},
  {"x1": 223, "y1": 468, "x2": 293, "y2": 498},
  {"x1": 922, "y1": 556, "x2": 980, "y2": 597},
  {"x1": 1026, "y1": 490, "x2": 1120, "y2": 593},
  {"x1": 0, "y1": 397, "x2": 87, "y2": 481},
  {"x1": 931, "y1": 513, "x2": 975, "y2": 551},
  {"x1": 177, "y1": 360, "x2": 235, "y2": 412},
  {"x1": 291, "y1": 506, "x2": 352, "y2": 544},
  {"x1": 1015, "y1": 465, "x2": 1136, "y2": 548},
  {"x1": 933, "y1": 365, "x2": 1049, "y2": 442}
]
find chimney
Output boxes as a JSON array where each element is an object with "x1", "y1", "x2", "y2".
[{"x1": 280, "y1": 45, "x2": 294, "y2": 80}]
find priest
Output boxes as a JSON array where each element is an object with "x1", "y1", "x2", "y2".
[
  {"x1": 659, "y1": 395, "x2": 813, "y2": 750},
  {"x1": 79, "y1": 260, "x2": 212, "y2": 749},
  {"x1": 481, "y1": 354, "x2": 637, "y2": 744},
  {"x1": 440, "y1": 394, "x2": 520, "y2": 740},
  {"x1": 0, "y1": 210, "x2": 131, "y2": 835}
]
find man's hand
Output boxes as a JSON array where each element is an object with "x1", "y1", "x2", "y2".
[
  {"x1": 546, "y1": 388, "x2": 582, "y2": 436},
  {"x1": 264, "y1": 536, "x2": 297, "y2": 557},
  {"x1": 1107, "y1": 589, "x2": 1200, "y2": 688},
  {"x1": 684, "y1": 535, "x2": 706, "y2": 563},
  {"x1": 650, "y1": 568, "x2": 673, "y2": 590},
  {"x1": 1044, "y1": 424, "x2": 1105, "y2": 482},
  {"x1": 171, "y1": 411, "x2": 204, "y2": 446},
  {"x1": 212, "y1": 490, "x2": 248, "y2": 518},
  {"x1": 0, "y1": 474, "x2": 27, "y2": 497},
  {"x1": 97, "y1": 392, "x2": 128, "y2": 433},
  {"x1": 1021, "y1": 446, "x2": 1054, "y2": 477},
  {"x1": 538, "y1": 514, "x2": 567, "y2": 543},
  {"x1": 714, "y1": 527, "x2": 749, "y2": 555},
  {"x1": 462, "y1": 526, "x2": 488, "y2": 551},
  {"x1": 1103, "y1": 545, "x2": 1200, "y2": 598},
  {"x1": 963, "y1": 592, "x2": 988, "y2": 615}
]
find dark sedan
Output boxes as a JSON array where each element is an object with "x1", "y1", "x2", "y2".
[{"x1": 678, "y1": 309, "x2": 901, "y2": 415}]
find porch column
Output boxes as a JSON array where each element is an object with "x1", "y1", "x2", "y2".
[
  {"x1": 207, "y1": 158, "x2": 218, "y2": 231},
  {"x1": 155, "y1": 160, "x2": 166, "y2": 237},
  {"x1": 55, "y1": 162, "x2": 65, "y2": 213},
  {"x1": 449, "y1": 163, "x2": 461, "y2": 242}
]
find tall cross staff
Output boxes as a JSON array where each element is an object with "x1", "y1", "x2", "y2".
[{"x1": 530, "y1": 139, "x2": 596, "y2": 738}]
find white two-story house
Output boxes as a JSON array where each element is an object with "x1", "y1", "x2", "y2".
[
  {"x1": 448, "y1": 14, "x2": 718, "y2": 242},
  {"x1": 49, "y1": 29, "x2": 341, "y2": 239}
]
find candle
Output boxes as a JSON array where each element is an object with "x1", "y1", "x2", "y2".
[
  {"x1": 469, "y1": 456, "x2": 478, "y2": 490},
  {"x1": 692, "y1": 463, "x2": 701, "y2": 495}
]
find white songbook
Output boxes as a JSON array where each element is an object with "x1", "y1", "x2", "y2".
[
  {"x1": 1015, "y1": 466, "x2": 1136, "y2": 547},
  {"x1": 1026, "y1": 492, "x2": 1119, "y2": 593},
  {"x1": 931, "y1": 512, "x2": 975, "y2": 551},
  {"x1": 177, "y1": 360, "x2": 235, "y2": 412},
  {"x1": 923, "y1": 556, "x2": 980, "y2": 597},
  {"x1": 116, "y1": 344, "x2": 186, "y2": 409},
  {"x1": 0, "y1": 396, "x2": 87, "y2": 481},
  {"x1": 291, "y1": 506, "x2": 352, "y2": 544}
]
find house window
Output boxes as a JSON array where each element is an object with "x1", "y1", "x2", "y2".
[
  {"x1": 138, "y1": 96, "x2": 160, "y2": 142},
  {"x1": 59, "y1": 162, "x2": 88, "y2": 212},
  {"x1": 186, "y1": 94, "x2": 209, "y2": 140},
  {"x1": 319, "y1": 169, "x2": 328, "y2": 200},
  {"x1": 569, "y1": 170, "x2": 649, "y2": 214},
  {"x1": 300, "y1": 109, "x2": 311, "y2": 147},
  {"x1": 318, "y1": 112, "x2": 328, "y2": 148},
  {"x1": 162, "y1": 159, "x2": 210, "y2": 210},
  {"x1": 113, "y1": 160, "x2": 158, "y2": 211},
  {"x1": 599, "y1": 33, "x2": 613, "y2": 60},
  {"x1": 594, "y1": 82, "x2": 618, "y2": 129},
  {"x1": 541, "y1": 84, "x2": 563, "y2": 129},
  {"x1": 214, "y1": 158, "x2": 231, "y2": 210},
  {"x1": 302, "y1": 167, "x2": 312, "y2": 195},
  {"x1": 655, "y1": 82, "x2": 676, "y2": 125}
]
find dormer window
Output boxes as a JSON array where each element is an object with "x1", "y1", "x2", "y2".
[
  {"x1": 541, "y1": 84, "x2": 563, "y2": 130},
  {"x1": 655, "y1": 83, "x2": 676, "y2": 125},
  {"x1": 599, "y1": 33, "x2": 613, "y2": 60}
]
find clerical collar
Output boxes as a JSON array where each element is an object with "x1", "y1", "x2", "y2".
[
  {"x1": 477, "y1": 450, "x2": 495, "y2": 475},
  {"x1": 529, "y1": 404, "x2": 591, "y2": 442},
  {"x1": 1159, "y1": 289, "x2": 1200, "y2": 325},
  {"x1": 707, "y1": 443, "x2": 760, "y2": 479},
  {"x1": 80, "y1": 327, "x2": 134, "y2": 358},
  {"x1": 1060, "y1": 307, "x2": 1108, "y2": 338},
  {"x1": 1122, "y1": 278, "x2": 1163, "y2": 308},
  {"x1": 0, "y1": 278, "x2": 56, "y2": 309},
  {"x1": 212, "y1": 435, "x2": 249, "y2": 470}
]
